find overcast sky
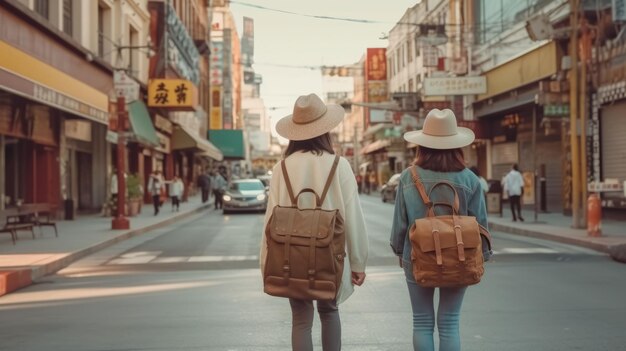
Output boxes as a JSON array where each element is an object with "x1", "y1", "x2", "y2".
[{"x1": 229, "y1": 0, "x2": 418, "y2": 138}]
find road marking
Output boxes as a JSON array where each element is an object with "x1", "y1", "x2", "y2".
[
  {"x1": 108, "y1": 254, "x2": 259, "y2": 265},
  {"x1": 493, "y1": 248, "x2": 559, "y2": 254},
  {"x1": 188, "y1": 255, "x2": 258, "y2": 262}
]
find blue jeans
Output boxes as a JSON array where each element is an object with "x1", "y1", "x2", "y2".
[{"x1": 404, "y1": 263, "x2": 467, "y2": 351}]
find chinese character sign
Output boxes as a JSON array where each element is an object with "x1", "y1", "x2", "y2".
[
  {"x1": 148, "y1": 79, "x2": 198, "y2": 109},
  {"x1": 366, "y1": 48, "x2": 387, "y2": 81}
]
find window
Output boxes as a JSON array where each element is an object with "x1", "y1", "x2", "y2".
[
  {"x1": 401, "y1": 44, "x2": 406, "y2": 68},
  {"x1": 407, "y1": 39, "x2": 413, "y2": 63},
  {"x1": 129, "y1": 26, "x2": 139, "y2": 75},
  {"x1": 35, "y1": 0, "x2": 49, "y2": 19},
  {"x1": 396, "y1": 48, "x2": 401, "y2": 72},
  {"x1": 409, "y1": 79, "x2": 414, "y2": 92},
  {"x1": 63, "y1": 0, "x2": 73, "y2": 36},
  {"x1": 98, "y1": 6, "x2": 104, "y2": 57}
]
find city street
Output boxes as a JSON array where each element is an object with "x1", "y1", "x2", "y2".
[{"x1": 1, "y1": 195, "x2": 624, "y2": 351}]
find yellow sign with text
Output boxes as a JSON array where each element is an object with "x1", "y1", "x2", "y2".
[
  {"x1": 148, "y1": 79, "x2": 198, "y2": 109},
  {"x1": 210, "y1": 86, "x2": 223, "y2": 130}
]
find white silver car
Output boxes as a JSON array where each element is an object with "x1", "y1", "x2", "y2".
[{"x1": 222, "y1": 179, "x2": 268, "y2": 214}]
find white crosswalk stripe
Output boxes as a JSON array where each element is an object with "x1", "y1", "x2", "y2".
[
  {"x1": 108, "y1": 253, "x2": 259, "y2": 265},
  {"x1": 493, "y1": 247, "x2": 559, "y2": 254}
]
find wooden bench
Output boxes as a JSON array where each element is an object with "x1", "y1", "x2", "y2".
[
  {"x1": 15, "y1": 204, "x2": 58, "y2": 238},
  {"x1": 0, "y1": 227, "x2": 16, "y2": 245},
  {"x1": 2, "y1": 207, "x2": 36, "y2": 240}
]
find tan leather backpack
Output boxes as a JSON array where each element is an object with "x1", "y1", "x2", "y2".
[
  {"x1": 263, "y1": 155, "x2": 346, "y2": 300},
  {"x1": 408, "y1": 167, "x2": 492, "y2": 288}
]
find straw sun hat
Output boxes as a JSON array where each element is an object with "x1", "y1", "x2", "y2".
[
  {"x1": 403, "y1": 108, "x2": 475, "y2": 149},
  {"x1": 275, "y1": 93, "x2": 345, "y2": 141}
]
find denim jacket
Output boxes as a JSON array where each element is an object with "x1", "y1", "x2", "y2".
[{"x1": 390, "y1": 166, "x2": 490, "y2": 265}]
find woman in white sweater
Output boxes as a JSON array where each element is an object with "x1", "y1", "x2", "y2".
[{"x1": 260, "y1": 93, "x2": 369, "y2": 351}]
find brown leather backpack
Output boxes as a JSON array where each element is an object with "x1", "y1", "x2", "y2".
[
  {"x1": 408, "y1": 167, "x2": 492, "y2": 288},
  {"x1": 263, "y1": 155, "x2": 346, "y2": 300}
]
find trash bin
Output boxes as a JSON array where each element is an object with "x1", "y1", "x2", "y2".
[
  {"x1": 64, "y1": 199, "x2": 74, "y2": 220},
  {"x1": 486, "y1": 180, "x2": 502, "y2": 217}
]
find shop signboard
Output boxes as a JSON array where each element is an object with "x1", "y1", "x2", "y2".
[
  {"x1": 114, "y1": 70, "x2": 139, "y2": 102},
  {"x1": 148, "y1": 79, "x2": 198, "y2": 109},
  {"x1": 166, "y1": 3, "x2": 200, "y2": 85},
  {"x1": 210, "y1": 86, "x2": 223, "y2": 130},
  {"x1": 424, "y1": 76, "x2": 487, "y2": 96}
]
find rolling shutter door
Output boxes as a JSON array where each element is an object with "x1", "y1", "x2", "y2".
[{"x1": 601, "y1": 102, "x2": 626, "y2": 180}]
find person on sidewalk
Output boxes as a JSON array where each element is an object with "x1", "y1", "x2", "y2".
[
  {"x1": 213, "y1": 167, "x2": 228, "y2": 210},
  {"x1": 147, "y1": 170, "x2": 164, "y2": 216},
  {"x1": 502, "y1": 164, "x2": 524, "y2": 222},
  {"x1": 369, "y1": 170, "x2": 377, "y2": 193},
  {"x1": 390, "y1": 109, "x2": 489, "y2": 351},
  {"x1": 470, "y1": 166, "x2": 489, "y2": 195},
  {"x1": 170, "y1": 176, "x2": 184, "y2": 212},
  {"x1": 260, "y1": 93, "x2": 369, "y2": 351},
  {"x1": 363, "y1": 170, "x2": 370, "y2": 194},
  {"x1": 198, "y1": 170, "x2": 211, "y2": 204}
]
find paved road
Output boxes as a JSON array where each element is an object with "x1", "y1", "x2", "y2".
[{"x1": 0, "y1": 195, "x2": 624, "y2": 351}]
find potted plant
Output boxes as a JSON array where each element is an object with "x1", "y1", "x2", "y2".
[{"x1": 127, "y1": 174, "x2": 143, "y2": 216}]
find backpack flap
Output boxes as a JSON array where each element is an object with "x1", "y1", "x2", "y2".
[
  {"x1": 268, "y1": 206, "x2": 338, "y2": 247},
  {"x1": 412, "y1": 216, "x2": 481, "y2": 253}
]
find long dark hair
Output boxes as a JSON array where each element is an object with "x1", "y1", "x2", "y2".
[
  {"x1": 284, "y1": 132, "x2": 335, "y2": 157},
  {"x1": 414, "y1": 146, "x2": 466, "y2": 172}
]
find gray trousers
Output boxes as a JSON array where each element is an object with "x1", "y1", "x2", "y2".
[{"x1": 289, "y1": 299, "x2": 341, "y2": 351}]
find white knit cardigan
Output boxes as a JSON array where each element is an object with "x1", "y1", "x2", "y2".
[{"x1": 260, "y1": 151, "x2": 369, "y2": 304}]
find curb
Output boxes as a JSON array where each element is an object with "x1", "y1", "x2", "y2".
[
  {"x1": 0, "y1": 202, "x2": 213, "y2": 297},
  {"x1": 490, "y1": 222, "x2": 611, "y2": 254}
]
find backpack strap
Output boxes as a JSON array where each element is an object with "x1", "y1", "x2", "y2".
[
  {"x1": 409, "y1": 166, "x2": 432, "y2": 208},
  {"x1": 281, "y1": 159, "x2": 297, "y2": 205},
  {"x1": 319, "y1": 155, "x2": 340, "y2": 205},
  {"x1": 282, "y1": 155, "x2": 340, "y2": 207}
]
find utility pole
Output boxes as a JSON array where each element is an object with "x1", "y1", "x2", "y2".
[
  {"x1": 580, "y1": 18, "x2": 590, "y2": 228},
  {"x1": 569, "y1": 0, "x2": 582, "y2": 228}
]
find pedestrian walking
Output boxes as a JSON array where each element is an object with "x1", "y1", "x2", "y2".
[
  {"x1": 356, "y1": 173, "x2": 363, "y2": 194},
  {"x1": 213, "y1": 167, "x2": 228, "y2": 210},
  {"x1": 470, "y1": 166, "x2": 489, "y2": 194},
  {"x1": 260, "y1": 93, "x2": 369, "y2": 351},
  {"x1": 390, "y1": 109, "x2": 489, "y2": 351},
  {"x1": 170, "y1": 175, "x2": 184, "y2": 212},
  {"x1": 198, "y1": 170, "x2": 211, "y2": 203},
  {"x1": 368, "y1": 170, "x2": 377, "y2": 193},
  {"x1": 363, "y1": 170, "x2": 370, "y2": 194},
  {"x1": 147, "y1": 170, "x2": 164, "y2": 216},
  {"x1": 502, "y1": 164, "x2": 525, "y2": 221}
]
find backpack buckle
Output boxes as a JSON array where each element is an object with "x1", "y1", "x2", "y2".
[{"x1": 283, "y1": 265, "x2": 290, "y2": 272}]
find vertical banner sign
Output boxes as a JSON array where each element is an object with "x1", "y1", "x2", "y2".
[
  {"x1": 210, "y1": 41, "x2": 224, "y2": 86},
  {"x1": 210, "y1": 86, "x2": 223, "y2": 130},
  {"x1": 365, "y1": 48, "x2": 388, "y2": 124},
  {"x1": 242, "y1": 17, "x2": 254, "y2": 67},
  {"x1": 588, "y1": 94, "x2": 601, "y2": 184},
  {"x1": 222, "y1": 29, "x2": 233, "y2": 129}
]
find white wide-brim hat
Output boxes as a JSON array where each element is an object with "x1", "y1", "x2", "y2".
[
  {"x1": 404, "y1": 108, "x2": 475, "y2": 149},
  {"x1": 276, "y1": 93, "x2": 345, "y2": 141}
]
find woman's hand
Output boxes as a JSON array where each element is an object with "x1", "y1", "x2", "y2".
[{"x1": 351, "y1": 271, "x2": 366, "y2": 286}]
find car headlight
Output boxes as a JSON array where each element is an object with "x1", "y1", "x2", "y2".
[
  {"x1": 223, "y1": 195, "x2": 232, "y2": 202},
  {"x1": 256, "y1": 194, "x2": 266, "y2": 201}
]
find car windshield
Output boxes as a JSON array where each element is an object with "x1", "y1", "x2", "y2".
[{"x1": 230, "y1": 181, "x2": 264, "y2": 191}]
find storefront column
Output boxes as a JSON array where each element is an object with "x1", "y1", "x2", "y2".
[
  {"x1": 92, "y1": 124, "x2": 108, "y2": 209},
  {"x1": 0, "y1": 134, "x2": 4, "y2": 210}
]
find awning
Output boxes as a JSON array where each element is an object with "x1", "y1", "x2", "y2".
[
  {"x1": 208, "y1": 130, "x2": 246, "y2": 160},
  {"x1": 361, "y1": 139, "x2": 391, "y2": 155},
  {"x1": 127, "y1": 100, "x2": 159, "y2": 147},
  {"x1": 172, "y1": 125, "x2": 223, "y2": 161},
  {"x1": 364, "y1": 123, "x2": 393, "y2": 137}
]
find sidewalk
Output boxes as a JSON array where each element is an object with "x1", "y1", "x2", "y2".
[
  {"x1": 0, "y1": 195, "x2": 214, "y2": 296},
  {"x1": 364, "y1": 192, "x2": 626, "y2": 260},
  {"x1": 489, "y1": 208, "x2": 626, "y2": 256}
]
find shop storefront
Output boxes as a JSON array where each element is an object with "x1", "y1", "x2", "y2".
[
  {"x1": 473, "y1": 41, "x2": 566, "y2": 212},
  {"x1": 0, "y1": 4, "x2": 112, "y2": 214}
]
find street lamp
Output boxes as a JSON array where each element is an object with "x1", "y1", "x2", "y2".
[{"x1": 110, "y1": 41, "x2": 155, "y2": 230}]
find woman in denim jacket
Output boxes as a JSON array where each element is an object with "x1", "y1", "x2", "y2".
[{"x1": 390, "y1": 109, "x2": 489, "y2": 351}]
